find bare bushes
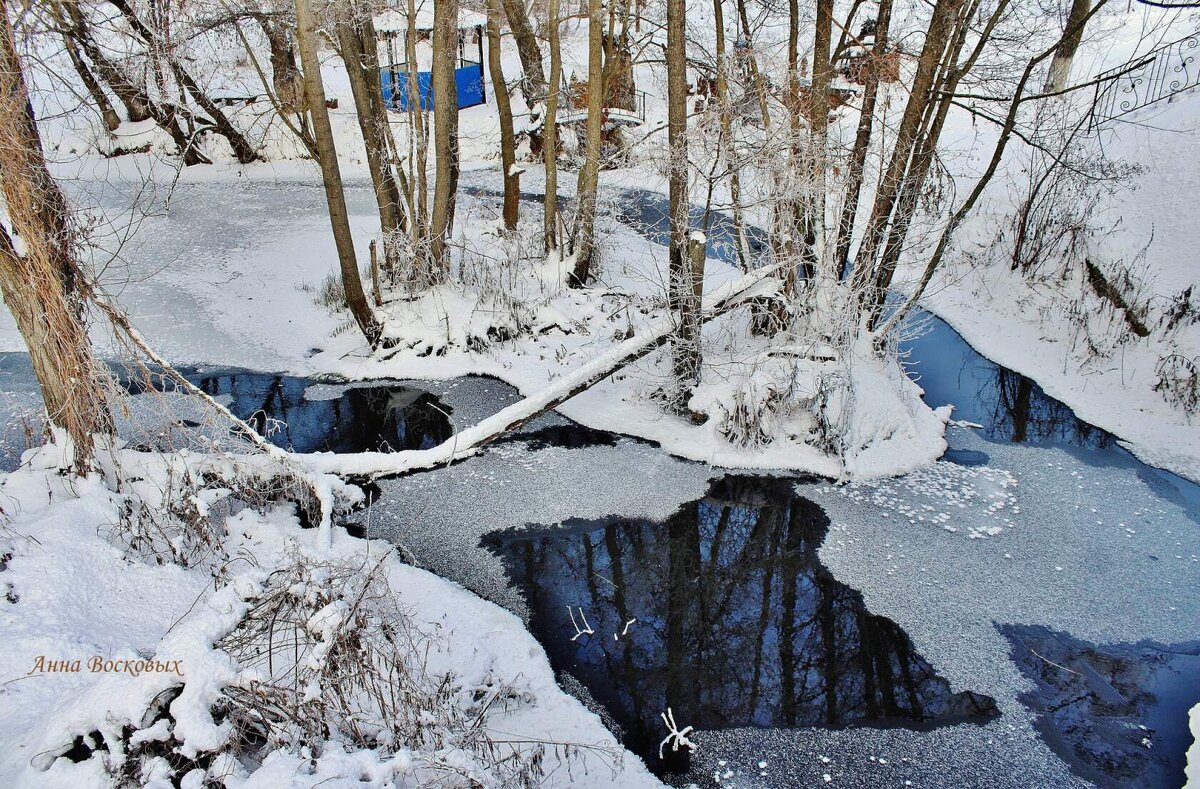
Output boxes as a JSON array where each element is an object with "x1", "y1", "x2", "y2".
[
  {"x1": 691, "y1": 281, "x2": 878, "y2": 459},
  {"x1": 379, "y1": 220, "x2": 580, "y2": 357},
  {"x1": 997, "y1": 133, "x2": 1155, "y2": 357},
  {"x1": 109, "y1": 552, "x2": 558, "y2": 788},
  {"x1": 108, "y1": 454, "x2": 328, "y2": 568},
  {"x1": 1153, "y1": 353, "x2": 1198, "y2": 417},
  {"x1": 221, "y1": 554, "x2": 547, "y2": 784}
]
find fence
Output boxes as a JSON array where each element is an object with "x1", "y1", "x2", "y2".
[{"x1": 1091, "y1": 32, "x2": 1199, "y2": 126}]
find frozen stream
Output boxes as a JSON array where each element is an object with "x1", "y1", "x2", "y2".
[{"x1": 0, "y1": 176, "x2": 1195, "y2": 787}]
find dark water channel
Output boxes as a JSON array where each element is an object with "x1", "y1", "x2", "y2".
[
  {"x1": 1003, "y1": 626, "x2": 1200, "y2": 789},
  {"x1": 133, "y1": 368, "x2": 454, "y2": 454},
  {"x1": 484, "y1": 475, "x2": 999, "y2": 775},
  {"x1": 901, "y1": 313, "x2": 1200, "y2": 517}
]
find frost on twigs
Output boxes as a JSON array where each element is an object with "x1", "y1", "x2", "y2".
[
  {"x1": 568, "y1": 605, "x2": 595, "y2": 642},
  {"x1": 107, "y1": 450, "x2": 337, "y2": 568},
  {"x1": 376, "y1": 221, "x2": 586, "y2": 358},
  {"x1": 1153, "y1": 353, "x2": 1198, "y2": 416},
  {"x1": 658, "y1": 707, "x2": 696, "y2": 759},
  {"x1": 102, "y1": 552, "x2": 566, "y2": 788}
]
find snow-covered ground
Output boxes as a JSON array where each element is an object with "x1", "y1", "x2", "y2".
[
  {"x1": 0, "y1": 439, "x2": 658, "y2": 788},
  {"x1": 902, "y1": 11, "x2": 1200, "y2": 484},
  {"x1": 1190, "y1": 702, "x2": 1200, "y2": 787},
  {"x1": 1, "y1": 3, "x2": 1198, "y2": 786}
]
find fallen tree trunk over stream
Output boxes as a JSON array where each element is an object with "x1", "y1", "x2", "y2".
[{"x1": 298, "y1": 264, "x2": 782, "y2": 480}]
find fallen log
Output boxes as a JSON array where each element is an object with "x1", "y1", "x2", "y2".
[{"x1": 298, "y1": 264, "x2": 782, "y2": 479}]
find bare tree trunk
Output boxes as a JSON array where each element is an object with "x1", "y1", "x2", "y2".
[
  {"x1": 63, "y1": 33, "x2": 121, "y2": 132},
  {"x1": 429, "y1": 0, "x2": 460, "y2": 278},
  {"x1": 405, "y1": 0, "x2": 429, "y2": 246},
  {"x1": 543, "y1": 0, "x2": 562, "y2": 253},
  {"x1": 0, "y1": 9, "x2": 112, "y2": 469},
  {"x1": 866, "y1": 0, "x2": 1005, "y2": 322},
  {"x1": 487, "y1": 0, "x2": 520, "y2": 231},
  {"x1": 849, "y1": 0, "x2": 963, "y2": 304},
  {"x1": 108, "y1": 0, "x2": 260, "y2": 164},
  {"x1": 337, "y1": 18, "x2": 406, "y2": 269},
  {"x1": 226, "y1": 12, "x2": 315, "y2": 157},
  {"x1": 772, "y1": 0, "x2": 806, "y2": 300},
  {"x1": 293, "y1": 0, "x2": 381, "y2": 345},
  {"x1": 256, "y1": 14, "x2": 304, "y2": 114},
  {"x1": 803, "y1": 0, "x2": 834, "y2": 279},
  {"x1": 735, "y1": 0, "x2": 771, "y2": 127},
  {"x1": 61, "y1": 2, "x2": 153, "y2": 123},
  {"x1": 1045, "y1": 0, "x2": 1090, "y2": 91},
  {"x1": 713, "y1": 0, "x2": 750, "y2": 270},
  {"x1": 569, "y1": 0, "x2": 604, "y2": 286},
  {"x1": 667, "y1": 0, "x2": 700, "y2": 394},
  {"x1": 833, "y1": 0, "x2": 892, "y2": 278},
  {"x1": 500, "y1": 0, "x2": 547, "y2": 103}
]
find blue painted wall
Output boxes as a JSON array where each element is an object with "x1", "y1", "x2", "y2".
[{"x1": 381, "y1": 63, "x2": 484, "y2": 110}]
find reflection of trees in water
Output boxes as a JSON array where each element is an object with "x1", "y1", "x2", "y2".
[
  {"x1": 988, "y1": 368, "x2": 1112, "y2": 447},
  {"x1": 490, "y1": 476, "x2": 996, "y2": 774},
  {"x1": 1004, "y1": 624, "x2": 1200, "y2": 789},
  {"x1": 193, "y1": 374, "x2": 451, "y2": 452}
]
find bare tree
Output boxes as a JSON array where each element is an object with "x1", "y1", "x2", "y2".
[
  {"x1": 215, "y1": 2, "x2": 316, "y2": 157},
  {"x1": 57, "y1": 0, "x2": 208, "y2": 163},
  {"x1": 487, "y1": 0, "x2": 520, "y2": 230},
  {"x1": 848, "y1": 0, "x2": 969, "y2": 318},
  {"x1": 429, "y1": 0, "x2": 460, "y2": 278},
  {"x1": 107, "y1": 0, "x2": 262, "y2": 164},
  {"x1": 802, "y1": 0, "x2": 834, "y2": 279},
  {"x1": 569, "y1": 0, "x2": 605, "y2": 286},
  {"x1": 335, "y1": 7, "x2": 407, "y2": 270},
  {"x1": 56, "y1": 17, "x2": 121, "y2": 132},
  {"x1": 712, "y1": 0, "x2": 751, "y2": 270},
  {"x1": 293, "y1": 0, "x2": 381, "y2": 344},
  {"x1": 0, "y1": 5, "x2": 112, "y2": 468},
  {"x1": 404, "y1": 0, "x2": 430, "y2": 249},
  {"x1": 500, "y1": 0, "x2": 547, "y2": 103},
  {"x1": 833, "y1": 0, "x2": 894, "y2": 278},
  {"x1": 1045, "y1": 0, "x2": 1091, "y2": 91},
  {"x1": 256, "y1": 11, "x2": 305, "y2": 113},
  {"x1": 877, "y1": 0, "x2": 1113, "y2": 339},
  {"x1": 543, "y1": 0, "x2": 562, "y2": 253},
  {"x1": 667, "y1": 0, "x2": 701, "y2": 394}
]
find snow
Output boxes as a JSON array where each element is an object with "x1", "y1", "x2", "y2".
[
  {"x1": 374, "y1": 5, "x2": 488, "y2": 34},
  {"x1": 299, "y1": 263, "x2": 783, "y2": 478},
  {"x1": 3, "y1": 4, "x2": 1199, "y2": 786},
  {"x1": 897, "y1": 11, "x2": 1200, "y2": 484},
  {"x1": 1190, "y1": 702, "x2": 1200, "y2": 787},
  {"x1": 0, "y1": 442, "x2": 658, "y2": 787}
]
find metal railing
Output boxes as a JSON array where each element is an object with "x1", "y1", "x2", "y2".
[
  {"x1": 1091, "y1": 32, "x2": 1199, "y2": 127},
  {"x1": 561, "y1": 84, "x2": 648, "y2": 124}
]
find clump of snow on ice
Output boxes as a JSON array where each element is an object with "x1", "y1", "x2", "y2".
[{"x1": 822, "y1": 459, "x2": 1018, "y2": 538}]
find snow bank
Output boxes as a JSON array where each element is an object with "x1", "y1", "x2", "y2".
[
  {"x1": 896, "y1": 11, "x2": 1200, "y2": 484},
  {"x1": 1189, "y1": 702, "x2": 1200, "y2": 788},
  {"x1": 0, "y1": 443, "x2": 657, "y2": 788}
]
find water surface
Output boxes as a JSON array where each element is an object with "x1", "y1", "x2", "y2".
[{"x1": 485, "y1": 475, "x2": 999, "y2": 775}]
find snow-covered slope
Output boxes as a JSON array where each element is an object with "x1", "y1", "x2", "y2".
[
  {"x1": 1189, "y1": 702, "x2": 1200, "y2": 787},
  {"x1": 0, "y1": 444, "x2": 658, "y2": 788},
  {"x1": 908, "y1": 11, "x2": 1200, "y2": 482}
]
